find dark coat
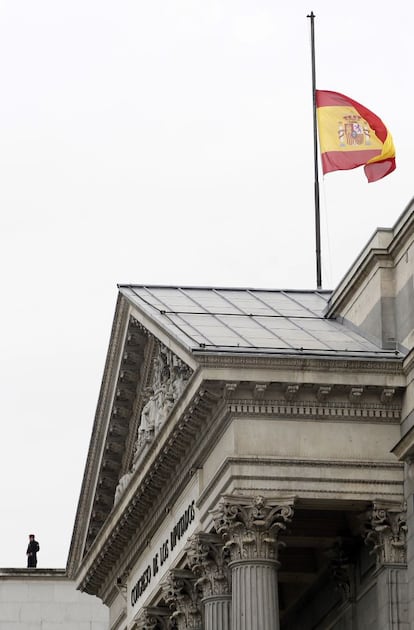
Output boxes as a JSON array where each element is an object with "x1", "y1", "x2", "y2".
[{"x1": 27, "y1": 539, "x2": 39, "y2": 568}]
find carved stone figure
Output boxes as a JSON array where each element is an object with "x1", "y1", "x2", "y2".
[
  {"x1": 135, "y1": 346, "x2": 190, "y2": 455},
  {"x1": 113, "y1": 471, "x2": 132, "y2": 505},
  {"x1": 114, "y1": 342, "x2": 191, "y2": 504}
]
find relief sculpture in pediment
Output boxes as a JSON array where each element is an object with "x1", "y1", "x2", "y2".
[
  {"x1": 137, "y1": 345, "x2": 191, "y2": 449},
  {"x1": 114, "y1": 343, "x2": 191, "y2": 505}
]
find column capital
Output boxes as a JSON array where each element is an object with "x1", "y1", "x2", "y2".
[
  {"x1": 134, "y1": 607, "x2": 170, "y2": 630},
  {"x1": 211, "y1": 494, "x2": 295, "y2": 563},
  {"x1": 362, "y1": 501, "x2": 407, "y2": 567},
  {"x1": 186, "y1": 532, "x2": 231, "y2": 598},
  {"x1": 160, "y1": 569, "x2": 202, "y2": 630}
]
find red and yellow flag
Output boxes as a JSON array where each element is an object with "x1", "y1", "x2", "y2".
[{"x1": 316, "y1": 90, "x2": 396, "y2": 182}]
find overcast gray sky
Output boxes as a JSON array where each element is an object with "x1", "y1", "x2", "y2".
[{"x1": 0, "y1": 0, "x2": 412, "y2": 568}]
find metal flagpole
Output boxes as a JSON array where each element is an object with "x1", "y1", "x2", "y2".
[{"x1": 307, "y1": 11, "x2": 322, "y2": 290}]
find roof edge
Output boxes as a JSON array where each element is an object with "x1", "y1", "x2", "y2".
[{"x1": 326, "y1": 198, "x2": 414, "y2": 317}]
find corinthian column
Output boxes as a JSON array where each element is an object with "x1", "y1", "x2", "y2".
[
  {"x1": 212, "y1": 495, "x2": 294, "y2": 630},
  {"x1": 186, "y1": 532, "x2": 231, "y2": 630}
]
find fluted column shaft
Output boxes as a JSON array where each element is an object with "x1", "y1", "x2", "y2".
[
  {"x1": 230, "y1": 559, "x2": 279, "y2": 630},
  {"x1": 203, "y1": 594, "x2": 231, "y2": 630}
]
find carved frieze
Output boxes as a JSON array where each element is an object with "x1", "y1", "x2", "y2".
[
  {"x1": 211, "y1": 495, "x2": 295, "y2": 563},
  {"x1": 362, "y1": 502, "x2": 407, "y2": 566},
  {"x1": 186, "y1": 532, "x2": 231, "y2": 598},
  {"x1": 226, "y1": 399, "x2": 401, "y2": 423}
]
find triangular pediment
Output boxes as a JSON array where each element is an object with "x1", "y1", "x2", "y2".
[{"x1": 67, "y1": 293, "x2": 195, "y2": 576}]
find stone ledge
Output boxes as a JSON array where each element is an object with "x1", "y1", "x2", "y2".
[{"x1": 0, "y1": 568, "x2": 67, "y2": 579}]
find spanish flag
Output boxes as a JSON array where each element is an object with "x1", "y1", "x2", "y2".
[{"x1": 316, "y1": 90, "x2": 396, "y2": 183}]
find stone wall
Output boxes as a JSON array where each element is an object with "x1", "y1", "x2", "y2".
[
  {"x1": 327, "y1": 202, "x2": 414, "y2": 352},
  {"x1": 0, "y1": 569, "x2": 109, "y2": 630}
]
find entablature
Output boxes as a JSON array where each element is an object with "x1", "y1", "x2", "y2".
[{"x1": 73, "y1": 371, "x2": 404, "y2": 601}]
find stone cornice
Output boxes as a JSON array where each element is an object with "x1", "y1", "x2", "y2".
[
  {"x1": 326, "y1": 249, "x2": 394, "y2": 318},
  {"x1": 198, "y1": 456, "x2": 404, "y2": 514},
  {"x1": 67, "y1": 294, "x2": 131, "y2": 577},
  {"x1": 0, "y1": 568, "x2": 67, "y2": 579},
  {"x1": 192, "y1": 353, "x2": 404, "y2": 377},
  {"x1": 84, "y1": 319, "x2": 148, "y2": 553},
  {"x1": 403, "y1": 348, "x2": 414, "y2": 375},
  {"x1": 387, "y1": 200, "x2": 414, "y2": 261}
]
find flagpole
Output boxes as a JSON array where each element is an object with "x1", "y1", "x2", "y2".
[{"x1": 307, "y1": 11, "x2": 322, "y2": 290}]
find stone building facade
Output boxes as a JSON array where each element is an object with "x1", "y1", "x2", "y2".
[{"x1": 68, "y1": 200, "x2": 414, "y2": 629}]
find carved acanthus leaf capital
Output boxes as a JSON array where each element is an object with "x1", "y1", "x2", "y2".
[
  {"x1": 134, "y1": 606, "x2": 174, "y2": 630},
  {"x1": 186, "y1": 532, "x2": 231, "y2": 598},
  {"x1": 362, "y1": 501, "x2": 407, "y2": 566},
  {"x1": 134, "y1": 611, "x2": 158, "y2": 630},
  {"x1": 134, "y1": 607, "x2": 171, "y2": 630},
  {"x1": 161, "y1": 570, "x2": 202, "y2": 630},
  {"x1": 211, "y1": 495, "x2": 295, "y2": 563}
]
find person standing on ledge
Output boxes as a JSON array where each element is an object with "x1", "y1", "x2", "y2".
[{"x1": 26, "y1": 534, "x2": 39, "y2": 568}]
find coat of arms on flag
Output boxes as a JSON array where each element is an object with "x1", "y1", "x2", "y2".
[
  {"x1": 339, "y1": 115, "x2": 370, "y2": 147},
  {"x1": 316, "y1": 90, "x2": 395, "y2": 182}
]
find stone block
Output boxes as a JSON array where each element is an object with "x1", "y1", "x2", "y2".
[
  {"x1": 0, "y1": 602, "x2": 21, "y2": 621},
  {"x1": 19, "y1": 602, "x2": 43, "y2": 622},
  {"x1": 28, "y1": 581, "x2": 54, "y2": 602},
  {"x1": 0, "y1": 582, "x2": 29, "y2": 601}
]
